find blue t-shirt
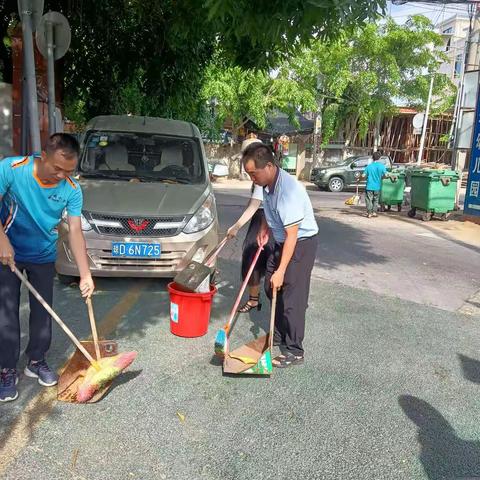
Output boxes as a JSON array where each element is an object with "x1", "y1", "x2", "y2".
[
  {"x1": 263, "y1": 168, "x2": 318, "y2": 243},
  {"x1": 364, "y1": 162, "x2": 387, "y2": 191},
  {"x1": 0, "y1": 155, "x2": 83, "y2": 264}
]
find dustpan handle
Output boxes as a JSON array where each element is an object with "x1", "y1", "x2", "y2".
[
  {"x1": 205, "y1": 237, "x2": 228, "y2": 268},
  {"x1": 13, "y1": 266, "x2": 97, "y2": 367},
  {"x1": 269, "y1": 289, "x2": 277, "y2": 351}
]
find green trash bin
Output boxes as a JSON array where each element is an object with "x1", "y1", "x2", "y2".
[
  {"x1": 408, "y1": 169, "x2": 459, "y2": 221},
  {"x1": 380, "y1": 171, "x2": 406, "y2": 212}
]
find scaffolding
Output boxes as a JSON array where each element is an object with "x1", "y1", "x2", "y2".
[{"x1": 348, "y1": 110, "x2": 454, "y2": 165}]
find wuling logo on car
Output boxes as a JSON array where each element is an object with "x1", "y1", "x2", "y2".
[{"x1": 127, "y1": 218, "x2": 149, "y2": 232}]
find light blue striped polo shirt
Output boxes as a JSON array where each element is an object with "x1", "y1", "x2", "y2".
[{"x1": 263, "y1": 168, "x2": 318, "y2": 243}]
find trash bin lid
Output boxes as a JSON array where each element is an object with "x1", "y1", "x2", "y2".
[{"x1": 411, "y1": 169, "x2": 459, "y2": 179}]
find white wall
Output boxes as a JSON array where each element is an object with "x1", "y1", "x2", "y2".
[{"x1": 436, "y1": 16, "x2": 470, "y2": 86}]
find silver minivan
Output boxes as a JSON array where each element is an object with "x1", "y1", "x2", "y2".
[{"x1": 56, "y1": 115, "x2": 219, "y2": 281}]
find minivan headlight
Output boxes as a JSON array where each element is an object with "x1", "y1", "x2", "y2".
[
  {"x1": 183, "y1": 194, "x2": 216, "y2": 234},
  {"x1": 61, "y1": 210, "x2": 92, "y2": 232}
]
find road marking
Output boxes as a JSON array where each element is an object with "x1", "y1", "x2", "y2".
[
  {"x1": 0, "y1": 281, "x2": 146, "y2": 475},
  {"x1": 97, "y1": 282, "x2": 146, "y2": 338}
]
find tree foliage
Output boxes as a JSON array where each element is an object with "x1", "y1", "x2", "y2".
[
  {"x1": 277, "y1": 15, "x2": 456, "y2": 145},
  {"x1": 200, "y1": 15, "x2": 455, "y2": 145},
  {"x1": 200, "y1": 56, "x2": 317, "y2": 139},
  {"x1": 0, "y1": 0, "x2": 385, "y2": 124},
  {"x1": 204, "y1": 0, "x2": 386, "y2": 68}
]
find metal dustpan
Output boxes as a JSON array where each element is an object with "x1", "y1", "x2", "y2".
[
  {"x1": 223, "y1": 290, "x2": 277, "y2": 376},
  {"x1": 57, "y1": 340, "x2": 118, "y2": 403},
  {"x1": 174, "y1": 238, "x2": 227, "y2": 292}
]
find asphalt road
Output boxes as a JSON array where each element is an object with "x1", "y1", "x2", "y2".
[{"x1": 1, "y1": 185, "x2": 479, "y2": 480}]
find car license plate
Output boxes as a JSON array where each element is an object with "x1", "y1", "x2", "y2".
[{"x1": 111, "y1": 242, "x2": 161, "y2": 258}]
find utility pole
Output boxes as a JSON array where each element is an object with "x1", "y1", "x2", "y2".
[
  {"x1": 36, "y1": 12, "x2": 71, "y2": 135},
  {"x1": 451, "y1": 3, "x2": 476, "y2": 170},
  {"x1": 45, "y1": 19, "x2": 56, "y2": 135},
  {"x1": 312, "y1": 73, "x2": 324, "y2": 167},
  {"x1": 18, "y1": 0, "x2": 42, "y2": 153},
  {"x1": 417, "y1": 73, "x2": 434, "y2": 165},
  {"x1": 449, "y1": 4, "x2": 477, "y2": 209}
]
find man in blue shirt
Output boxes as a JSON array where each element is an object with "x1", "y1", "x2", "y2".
[
  {"x1": 242, "y1": 144, "x2": 318, "y2": 368},
  {"x1": 363, "y1": 151, "x2": 387, "y2": 218},
  {"x1": 0, "y1": 133, "x2": 95, "y2": 402}
]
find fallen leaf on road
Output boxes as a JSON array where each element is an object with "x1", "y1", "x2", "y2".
[
  {"x1": 71, "y1": 448, "x2": 79, "y2": 469},
  {"x1": 177, "y1": 412, "x2": 186, "y2": 423}
]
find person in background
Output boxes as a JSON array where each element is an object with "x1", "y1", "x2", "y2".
[
  {"x1": 227, "y1": 138, "x2": 274, "y2": 312},
  {"x1": 363, "y1": 151, "x2": 387, "y2": 218}
]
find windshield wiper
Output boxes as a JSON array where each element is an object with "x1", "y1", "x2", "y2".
[
  {"x1": 134, "y1": 174, "x2": 191, "y2": 184},
  {"x1": 81, "y1": 171, "x2": 192, "y2": 184},
  {"x1": 80, "y1": 171, "x2": 131, "y2": 180}
]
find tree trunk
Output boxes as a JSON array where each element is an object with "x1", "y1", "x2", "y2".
[
  {"x1": 373, "y1": 113, "x2": 382, "y2": 152},
  {"x1": 344, "y1": 114, "x2": 359, "y2": 147}
]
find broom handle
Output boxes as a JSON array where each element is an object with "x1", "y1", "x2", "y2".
[
  {"x1": 224, "y1": 244, "x2": 264, "y2": 331},
  {"x1": 269, "y1": 289, "x2": 277, "y2": 351},
  {"x1": 86, "y1": 297, "x2": 101, "y2": 361},
  {"x1": 13, "y1": 266, "x2": 97, "y2": 367}
]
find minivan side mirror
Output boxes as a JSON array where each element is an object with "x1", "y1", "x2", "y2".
[{"x1": 351, "y1": 163, "x2": 357, "y2": 169}]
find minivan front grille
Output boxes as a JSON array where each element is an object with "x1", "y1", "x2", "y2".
[{"x1": 85, "y1": 212, "x2": 188, "y2": 237}]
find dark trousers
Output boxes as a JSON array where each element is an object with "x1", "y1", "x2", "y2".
[
  {"x1": 0, "y1": 262, "x2": 55, "y2": 369},
  {"x1": 264, "y1": 236, "x2": 318, "y2": 356},
  {"x1": 365, "y1": 190, "x2": 380, "y2": 214}
]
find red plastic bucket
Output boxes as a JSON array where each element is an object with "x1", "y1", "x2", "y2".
[{"x1": 167, "y1": 282, "x2": 217, "y2": 337}]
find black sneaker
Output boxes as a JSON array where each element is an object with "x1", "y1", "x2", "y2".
[
  {"x1": 0, "y1": 368, "x2": 19, "y2": 402},
  {"x1": 24, "y1": 360, "x2": 58, "y2": 387}
]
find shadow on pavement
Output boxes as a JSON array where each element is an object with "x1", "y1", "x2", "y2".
[
  {"x1": 217, "y1": 191, "x2": 388, "y2": 272},
  {"x1": 101, "y1": 369, "x2": 143, "y2": 400},
  {"x1": 399, "y1": 394, "x2": 480, "y2": 479},
  {"x1": 315, "y1": 214, "x2": 387, "y2": 270},
  {"x1": 458, "y1": 354, "x2": 480, "y2": 384}
]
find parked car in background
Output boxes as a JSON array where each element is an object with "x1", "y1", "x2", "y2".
[
  {"x1": 56, "y1": 115, "x2": 219, "y2": 281},
  {"x1": 312, "y1": 154, "x2": 392, "y2": 192}
]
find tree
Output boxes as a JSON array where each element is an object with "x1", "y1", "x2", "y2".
[
  {"x1": 0, "y1": 0, "x2": 386, "y2": 124},
  {"x1": 200, "y1": 57, "x2": 317, "y2": 140},
  {"x1": 277, "y1": 15, "x2": 455, "y2": 148},
  {"x1": 204, "y1": 0, "x2": 386, "y2": 68}
]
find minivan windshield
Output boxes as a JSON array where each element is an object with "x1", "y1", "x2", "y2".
[{"x1": 79, "y1": 131, "x2": 205, "y2": 184}]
